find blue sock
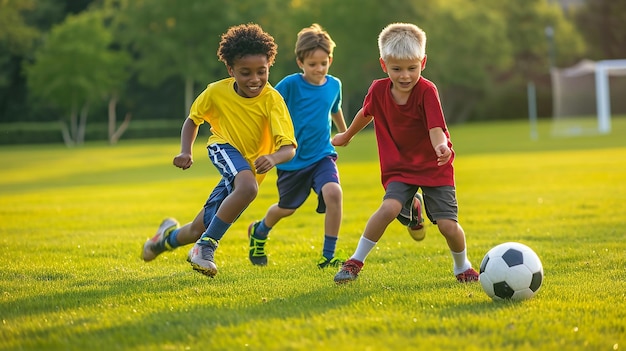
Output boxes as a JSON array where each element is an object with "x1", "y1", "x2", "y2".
[
  {"x1": 199, "y1": 216, "x2": 231, "y2": 244},
  {"x1": 166, "y1": 228, "x2": 181, "y2": 248},
  {"x1": 322, "y1": 235, "x2": 337, "y2": 259},
  {"x1": 254, "y1": 219, "x2": 272, "y2": 239}
]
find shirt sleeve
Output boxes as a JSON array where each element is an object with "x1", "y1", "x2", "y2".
[
  {"x1": 269, "y1": 93, "x2": 298, "y2": 149},
  {"x1": 423, "y1": 84, "x2": 446, "y2": 130}
]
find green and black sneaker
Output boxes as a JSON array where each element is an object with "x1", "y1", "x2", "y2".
[{"x1": 248, "y1": 221, "x2": 268, "y2": 266}]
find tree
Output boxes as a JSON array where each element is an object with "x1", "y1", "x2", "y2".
[
  {"x1": 575, "y1": 0, "x2": 626, "y2": 60},
  {"x1": 419, "y1": 0, "x2": 513, "y2": 123},
  {"x1": 0, "y1": 0, "x2": 40, "y2": 122},
  {"x1": 112, "y1": 0, "x2": 245, "y2": 116},
  {"x1": 25, "y1": 10, "x2": 130, "y2": 146},
  {"x1": 0, "y1": 0, "x2": 39, "y2": 86},
  {"x1": 288, "y1": 0, "x2": 513, "y2": 123}
]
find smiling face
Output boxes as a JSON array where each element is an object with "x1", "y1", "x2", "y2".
[
  {"x1": 380, "y1": 55, "x2": 427, "y2": 97},
  {"x1": 297, "y1": 48, "x2": 332, "y2": 86},
  {"x1": 227, "y1": 54, "x2": 270, "y2": 98}
]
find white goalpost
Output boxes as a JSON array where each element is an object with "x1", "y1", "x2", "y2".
[{"x1": 550, "y1": 59, "x2": 626, "y2": 136}]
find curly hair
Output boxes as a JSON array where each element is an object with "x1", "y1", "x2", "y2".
[{"x1": 217, "y1": 23, "x2": 278, "y2": 67}]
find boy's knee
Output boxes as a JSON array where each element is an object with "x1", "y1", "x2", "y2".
[
  {"x1": 235, "y1": 181, "x2": 258, "y2": 201},
  {"x1": 322, "y1": 184, "x2": 342, "y2": 203},
  {"x1": 437, "y1": 218, "x2": 461, "y2": 235},
  {"x1": 380, "y1": 199, "x2": 403, "y2": 220}
]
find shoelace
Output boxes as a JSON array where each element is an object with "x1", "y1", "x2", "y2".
[
  {"x1": 250, "y1": 238, "x2": 266, "y2": 256},
  {"x1": 342, "y1": 262, "x2": 361, "y2": 274}
]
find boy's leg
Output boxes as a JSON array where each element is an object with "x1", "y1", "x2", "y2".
[
  {"x1": 316, "y1": 182, "x2": 344, "y2": 268},
  {"x1": 310, "y1": 157, "x2": 347, "y2": 268},
  {"x1": 141, "y1": 207, "x2": 209, "y2": 262},
  {"x1": 170, "y1": 209, "x2": 207, "y2": 246},
  {"x1": 334, "y1": 202, "x2": 397, "y2": 283},
  {"x1": 190, "y1": 170, "x2": 257, "y2": 276},
  {"x1": 396, "y1": 190, "x2": 427, "y2": 241},
  {"x1": 334, "y1": 182, "x2": 414, "y2": 283},
  {"x1": 422, "y1": 186, "x2": 478, "y2": 282},
  {"x1": 188, "y1": 144, "x2": 255, "y2": 277},
  {"x1": 248, "y1": 204, "x2": 295, "y2": 266},
  {"x1": 248, "y1": 166, "x2": 313, "y2": 265},
  {"x1": 141, "y1": 217, "x2": 180, "y2": 262}
]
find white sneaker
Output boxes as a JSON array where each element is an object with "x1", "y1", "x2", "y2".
[
  {"x1": 187, "y1": 238, "x2": 219, "y2": 277},
  {"x1": 142, "y1": 218, "x2": 179, "y2": 262}
]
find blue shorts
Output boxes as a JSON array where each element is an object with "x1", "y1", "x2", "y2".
[
  {"x1": 276, "y1": 156, "x2": 339, "y2": 213},
  {"x1": 203, "y1": 143, "x2": 252, "y2": 227}
]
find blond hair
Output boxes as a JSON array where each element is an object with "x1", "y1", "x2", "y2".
[{"x1": 378, "y1": 23, "x2": 426, "y2": 61}]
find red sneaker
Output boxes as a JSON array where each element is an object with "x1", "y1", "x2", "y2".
[
  {"x1": 456, "y1": 267, "x2": 479, "y2": 283},
  {"x1": 334, "y1": 259, "x2": 364, "y2": 284}
]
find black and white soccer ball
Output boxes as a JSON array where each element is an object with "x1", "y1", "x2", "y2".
[{"x1": 479, "y1": 242, "x2": 543, "y2": 301}]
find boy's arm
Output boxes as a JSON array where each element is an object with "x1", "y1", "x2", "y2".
[
  {"x1": 254, "y1": 144, "x2": 296, "y2": 174},
  {"x1": 331, "y1": 108, "x2": 348, "y2": 133},
  {"x1": 331, "y1": 108, "x2": 373, "y2": 146},
  {"x1": 429, "y1": 127, "x2": 452, "y2": 166},
  {"x1": 173, "y1": 118, "x2": 199, "y2": 170}
]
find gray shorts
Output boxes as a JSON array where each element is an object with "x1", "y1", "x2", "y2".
[{"x1": 384, "y1": 182, "x2": 459, "y2": 224}]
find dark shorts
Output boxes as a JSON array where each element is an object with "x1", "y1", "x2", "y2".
[
  {"x1": 276, "y1": 156, "x2": 339, "y2": 213},
  {"x1": 384, "y1": 181, "x2": 459, "y2": 223},
  {"x1": 203, "y1": 143, "x2": 252, "y2": 227}
]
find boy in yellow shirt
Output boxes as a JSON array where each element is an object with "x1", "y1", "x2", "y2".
[{"x1": 141, "y1": 23, "x2": 297, "y2": 278}]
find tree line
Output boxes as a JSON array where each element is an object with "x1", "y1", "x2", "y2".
[{"x1": 0, "y1": 0, "x2": 623, "y2": 145}]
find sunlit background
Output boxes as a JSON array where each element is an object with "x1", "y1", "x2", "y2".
[{"x1": 1, "y1": 0, "x2": 624, "y2": 145}]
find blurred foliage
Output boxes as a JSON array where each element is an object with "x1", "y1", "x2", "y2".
[
  {"x1": 0, "y1": 0, "x2": 39, "y2": 56},
  {"x1": 574, "y1": 0, "x2": 626, "y2": 60},
  {"x1": 1, "y1": 0, "x2": 623, "y2": 143},
  {"x1": 24, "y1": 9, "x2": 131, "y2": 145}
]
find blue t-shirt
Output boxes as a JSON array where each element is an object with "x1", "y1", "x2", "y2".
[{"x1": 274, "y1": 73, "x2": 342, "y2": 171}]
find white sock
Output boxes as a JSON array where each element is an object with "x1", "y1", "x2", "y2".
[
  {"x1": 351, "y1": 236, "x2": 377, "y2": 262},
  {"x1": 451, "y1": 249, "x2": 472, "y2": 275}
]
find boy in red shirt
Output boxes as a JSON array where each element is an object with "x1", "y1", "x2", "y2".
[{"x1": 332, "y1": 22, "x2": 479, "y2": 283}]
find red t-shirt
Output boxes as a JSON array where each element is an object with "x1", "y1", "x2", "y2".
[{"x1": 362, "y1": 77, "x2": 455, "y2": 188}]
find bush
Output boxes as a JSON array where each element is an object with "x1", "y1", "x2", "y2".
[{"x1": 0, "y1": 120, "x2": 210, "y2": 145}]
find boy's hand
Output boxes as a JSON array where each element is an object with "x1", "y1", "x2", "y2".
[
  {"x1": 331, "y1": 132, "x2": 351, "y2": 146},
  {"x1": 254, "y1": 155, "x2": 276, "y2": 174},
  {"x1": 173, "y1": 153, "x2": 193, "y2": 170},
  {"x1": 434, "y1": 143, "x2": 451, "y2": 166}
]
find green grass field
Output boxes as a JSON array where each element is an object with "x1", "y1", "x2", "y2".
[{"x1": 1, "y1": 118, "x2": 625, "y2": 350}]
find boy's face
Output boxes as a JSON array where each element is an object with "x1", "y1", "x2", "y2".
[
  {"x1": 297, "y1": 48, "x2": 332, "y2": 86},
  {"x1": 380, "y1": 56, "x2": 427, "y2": 94},
  {"x1": 227, "y1": 54, "x2": 270, "y2": 98}
]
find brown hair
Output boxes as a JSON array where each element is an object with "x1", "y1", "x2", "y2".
[{"x1": 294, "y1": 24, "x2": 336, "y2": 62}]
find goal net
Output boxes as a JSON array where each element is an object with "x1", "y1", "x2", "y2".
[{"x1": 550, "y1": 59, "x2": 626, "y2": 136}]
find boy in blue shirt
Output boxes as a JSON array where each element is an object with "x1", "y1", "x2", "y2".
[{"x1": 248, "y1": 24, "x2": 348, "y2": 268}]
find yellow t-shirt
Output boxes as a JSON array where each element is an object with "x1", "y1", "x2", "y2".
[{"x1": 188, "y1": 77, "x2": 297, "y2": 184}]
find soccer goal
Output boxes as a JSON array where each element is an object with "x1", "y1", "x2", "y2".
[{"x1": 550, "y1": 59, "x2": 626, "y2": 136}]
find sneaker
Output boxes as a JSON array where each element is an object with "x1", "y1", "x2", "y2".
[
  {"x1": 317, "y1": 256, "x2": 345, "y2": 269},
  {"x1": 397, "y1": 193, "x2": 426, "y2": 241},
  {"x1": 456, "y1": 267, "x2": 479, "y2": 283},
  {"x1": 142, "y1": 217, "x2": 180, "y2": 262},
  {"x1": 248, "y1": 221, "x2": 268, "y2": 266},
  {"x1": 333, "y1": 259, "x2": 364, "y2": 284},
  {"x1": 187, "y1": 238, "x2": 219, "y2": 277}
]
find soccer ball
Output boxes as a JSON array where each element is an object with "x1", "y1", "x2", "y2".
[{"x1": 479, "y1": 242, "x2": 543, "y2": 301}]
